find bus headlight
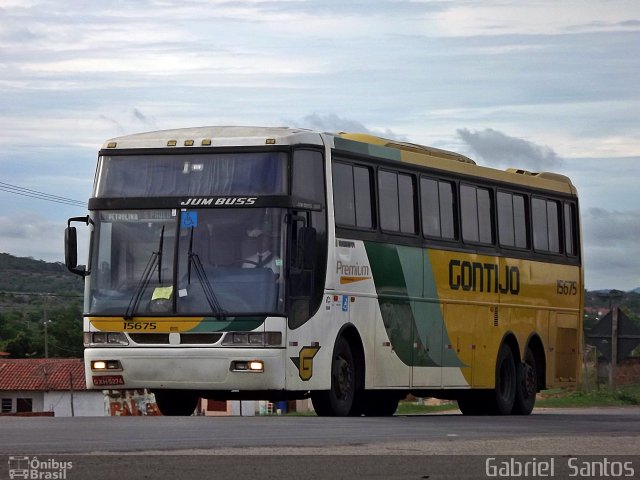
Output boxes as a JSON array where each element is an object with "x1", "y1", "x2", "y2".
[
  {"x1": 231, "y1": 360, "x2": 264, "y2": 372},
  {"x1": 84, "y1": 332, "x2": 129, "y2": 346},
  {"x1": 91, "y1": 360, "x2": 123, "y2": 371},
  {"x1": 222, "y1": 332, "x2": 282, "y2": 347}
]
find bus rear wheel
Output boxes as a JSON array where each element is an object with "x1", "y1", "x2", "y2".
[
  {"x1": 487, "y1": 343, "x2": 517, "y2": 415},
  {"x1": 457, "y1": 393, "x2": 490, "y2": 415},
  {"x1": 513, "y1": 348, "x2": 537, "y2": 415},
  {"x1": 311, "y1": 336, "x2": 358, "y2": 416},
  {"x1": 153, "y1": 389, "x2": 199, "y2": 416}
]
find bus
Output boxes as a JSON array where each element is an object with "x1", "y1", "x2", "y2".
[{"x1": 65, "y1": 126, "x2": 583, "y2": 416}]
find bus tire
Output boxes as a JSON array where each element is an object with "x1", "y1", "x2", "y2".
[
  {"x1": 153, "y1": 389, "x2": 199, "y2": 416},
  {"x1": 512, "y1": 348, "x2": 537, "y2": 415},
  {"x1": 488, "y1": 343, "x2": 517, "y2": 415},
  {"x1": 457, "y1": 393, "x2": 490, "y2": 415},
  {"x1": 362, "y1": 392, "x2": 400, "y2": 416},
  {"x1": 311, "y1": 336, "x2": 357, "y2": 416}
]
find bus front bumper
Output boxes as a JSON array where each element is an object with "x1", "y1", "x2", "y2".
[{"x1": 85, "y1": 347, "x2": 286, "y2": 391}]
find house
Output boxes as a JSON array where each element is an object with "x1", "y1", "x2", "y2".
[{"x1": 0, "y1": 358, "x2": 105, "y2": 417}]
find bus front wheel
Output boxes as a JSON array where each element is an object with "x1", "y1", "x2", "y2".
[
  {"x1": 311, "y1": 336, "x2": 358, "y2": 416},
  {"x1": 153, "y1": 389, "x2": 199, "y2": 416}
]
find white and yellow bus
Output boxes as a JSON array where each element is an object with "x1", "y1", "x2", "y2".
[{"x1": 65, "y1": 126, "x2": 582, "y2": 416}]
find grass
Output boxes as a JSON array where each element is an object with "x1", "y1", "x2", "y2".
[
  {"x1": 396, "y1": 401, "x2": 457, "y2": 415},
  {"x1": 281, "y1": 384, "x2": 640, "y2": 416},
  {"x1": 394, "y1": 383, "x2": 640, "y2": 415},
  {"x1": 535, "y1": 383, "x2": 640, "y2": 408}
]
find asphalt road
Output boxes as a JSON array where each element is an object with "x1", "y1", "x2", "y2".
[{"x1": 1, "y1": 408, "x2": 639, "y2": 480}]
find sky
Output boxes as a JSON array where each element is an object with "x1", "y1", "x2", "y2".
[{"x1": 0, "y1": 0, "x2": 638, "y2": 291}]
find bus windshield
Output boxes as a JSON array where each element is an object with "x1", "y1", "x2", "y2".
[
  {"x1": 94, "y1": 151, "x2": 288, "y2": 197},
  {"x1": 89, "y1": 208, "x2": 286, "y2": 316}
]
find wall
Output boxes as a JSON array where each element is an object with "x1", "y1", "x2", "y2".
[
  {"x1": 106, "y1": 389, "x2": 161, "y2": 416},
  {"x1": 43, "y1": 391, "x2": 106, "y2": 417},
  {"x1": 0, "y1": 392, "x2": 44, "y2": 413}
]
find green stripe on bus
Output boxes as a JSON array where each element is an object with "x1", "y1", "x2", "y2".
[
  {"x1": 364, "y1": 242, "x2": 464, "y2": 368},
  {"x1": 334, "y1": 137, "x2": 401, "y2": 162}
]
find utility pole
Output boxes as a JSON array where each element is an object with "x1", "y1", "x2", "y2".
[
  {"x1": 609, "y1": 307, "x2": 619, "y2": 389},
  {"x1": 43, "y1": 296, "x2": 49, "y2": 358},
  {"x1": 69, "y1": 371, "x2": 75, "y2": 417},
  {"x1": 598, "y1": 289, "x2": 623, "y2": 389}
]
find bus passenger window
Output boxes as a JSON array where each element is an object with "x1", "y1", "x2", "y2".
[
  {"x1": 398, "y1": 174, "x2": 416, "y2": 234},
  {"x1": 498, "y1": 191, "x2": 528, "y2": 249},
  {"x1": 332, "y1": 161, "x2": 372, "y2": 229},
  {"x1": 421, "y1": 178, "x2": 441, "y2": 237},
  {"x1": 379, "y1": 170, "x2": 400, "y2": 232},
  {"x1": 439, "y1": 182, "x2": 456, "y2": 239},
  {"x1": 332, "y1": 162, "x2": 355, "y2": 226},
  {"x1": 354, "y1": 166, "x2": 373, "y2": 228},
  {"x1": 421, "y1": 178, "x2": 456, "y2": 240},
  {"x1": 547, "y1": 201, "x2": 560, "y2": 253},
  {"x1": 513, "y1": 194, "x2": 528, "y2": 248},
  {"x1": 379, "y1": 170, "x2": 415, "y2": 234},
  {"x1": 533, "y1": 197, "x2": 561, "y2": 253},
  {"x1": 497, "y1": 191, "x2": 515, "y2": 246},
  {"x1": 461, "y1": 184, "x2": 494, "y2": 244},
  {"x1": 564, "y1": 202, "x2": 577, "y2": 257}
]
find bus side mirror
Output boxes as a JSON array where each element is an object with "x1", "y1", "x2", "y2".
[
  {"x1": 65, "y1": 227, "x2": 78, "y2": 268},
  {"x1": 65, "y1": 216, "x2": 90, "y2": 277}
]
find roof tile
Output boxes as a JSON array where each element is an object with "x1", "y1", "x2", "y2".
[{"x1": 0, "y1": 358, "x2": 86, "y2": 391}]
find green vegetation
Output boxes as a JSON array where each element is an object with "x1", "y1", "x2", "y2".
[
  {"x1": 536, "y1": 384, "x2": 640, "y2": 408},
  {"x1": 393, "y1": 385, "x2": 640, "y2": 415},
  {"x1": 396, "y1": 400, "x2": 457, "y2": 414},
  {"x1": 0, "y1": 253, "x2": 83, "y2": 358},
  {"x1": 0, "y1": 252, "x2": 83, "y2": 296}
]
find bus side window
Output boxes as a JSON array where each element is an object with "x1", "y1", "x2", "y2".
[
  {"x1": 498, "y1": 191, "x2": 529, "y2": 249},
  {"x1": 533, "y1": 197, "x2": 561, "y2": 254},
  {"x1": 461, "y1": 184, "x2": 494, "y2": 245},
  {"x1": 331, "y1": 160, "x2": 373, "y2": 229},
  {"x1": 378, "y1": 170, "x2": 416, "y2": 234},
  {"x1": 421, "y1": 177, "x2": 456, "y2": 240},
  {"x1": 564, "y1": 202, "x2": 578, "y2": 257}
]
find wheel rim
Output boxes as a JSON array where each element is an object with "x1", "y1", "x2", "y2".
[{"x1": 522, "y1": 362, "x2": 536, "y2": 398}]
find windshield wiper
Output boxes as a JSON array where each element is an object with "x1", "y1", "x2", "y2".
[
  {"x1": 124, "y1": 226, "x2": 165, "y2": 320},
  {"x1": 187, "y1": 228, "x2": 225, "y2": 316}
]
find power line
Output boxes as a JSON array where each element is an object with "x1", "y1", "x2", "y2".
[
  {"x1": 0, "y1": 291, "x2": 83, "y2": 298},
  {"x1": 0, "y1": 181, "x2": 86, "y2": 207}
]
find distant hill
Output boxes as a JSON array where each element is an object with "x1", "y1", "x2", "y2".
[{"x1": 0, "y1": 252, "x2": 83, "y2": 296}]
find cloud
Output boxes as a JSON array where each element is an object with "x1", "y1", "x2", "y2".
[
  {"x1": 296, "y1": 113, "x2": 407, "y2": 141},
  {"x1": 0, "y1": 212, "x2": 87, "y2": 263},
  {"x1": 583, "y1": 208, "x2": 640, "y2": 247},
  {"x1": 581, "y1": 208, "x2": 640, "y2": 290},
  {"x1": 132, "y1": 108, "x2": 157, "y2": 128},
  {"x1": 433, "y1": 1, "x2": 640, "y2": 36},
  {"x1": 457, "y1": 128, "x2": 563, "y2": 171}
]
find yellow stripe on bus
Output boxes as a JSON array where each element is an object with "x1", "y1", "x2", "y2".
[{"x1": 89, "y1": 316, "x2": 203, "y2": 333}]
